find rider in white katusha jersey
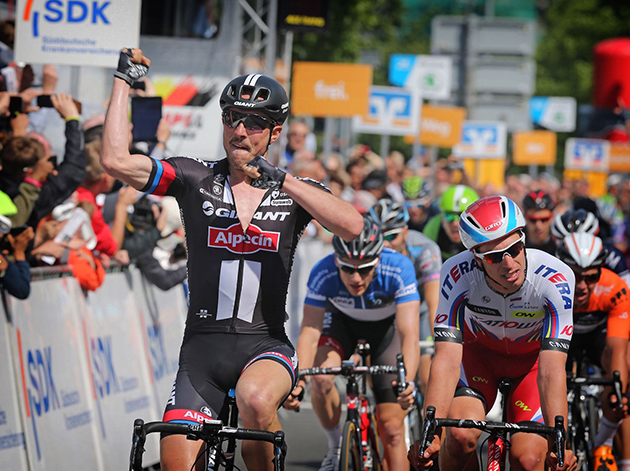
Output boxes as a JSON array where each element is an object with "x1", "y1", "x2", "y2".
[{"x1": 408, "y1": 195, "x2": 578, "y2": 471}]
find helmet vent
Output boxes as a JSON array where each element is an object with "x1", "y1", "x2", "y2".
[
  {"x1": 227, "y1": 85, "x2": 237, "y2": 97},
  {"x1": 500, "y1": 200, "x2": 507, "y2": 216},
  {"x1": 240, "y1": 85, "x2": 255, "y2": 100},
  {"x1": 465, "y1": 215, "x2": 481, "y2": 229},
  {"x1": 254, "y1": 88, "x2": 270, "y2": 102}
]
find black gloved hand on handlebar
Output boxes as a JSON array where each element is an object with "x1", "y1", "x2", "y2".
[
  {"x1": 114, "y1": 48, "x2": 149, "y2": 85},
  {"x1": 245, "y1": 156, "x2": 287, "y2": 190}
]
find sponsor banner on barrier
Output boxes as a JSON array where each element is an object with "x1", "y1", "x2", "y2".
[
  {"x1": 131, "y1": 270, "x2": 185, "y2": 415},
  {"x1": 291, "y1": 62, "x2": 372, "y2": 117},
  {"x1": 353, "y1": 86, "x2": 422, "y2": 136},
  {"x1": 452, "y1": 121, "x2": 507, "y2": 159},
  {"x1": 0, "y1": 307, "x2": 28, "y2": 471},
  {"x1": 84, "y1": 272, "x2": 161, "y2": 469},
  {"x1": 7, "y1": 277, "x2": 104, "y2": 471},
  {"x1": 15, "y1": 0, "x2": 141, "y2": 67},
  {"x1": 512, "y1": 130, "x2": 557, "y2": 166}
]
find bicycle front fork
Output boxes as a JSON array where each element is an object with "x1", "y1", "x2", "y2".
[{"x1": 487, "y1": 435, "x2": 507, "y2": 471}]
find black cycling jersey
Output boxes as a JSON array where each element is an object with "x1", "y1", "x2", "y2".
[{"x1": 141, "y1": 156, "x2": 328, "y2": 334}]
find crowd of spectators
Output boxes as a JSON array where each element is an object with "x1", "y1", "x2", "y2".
[{"x1": 2, "y1": 36, "x2": 630, "y2": 304}]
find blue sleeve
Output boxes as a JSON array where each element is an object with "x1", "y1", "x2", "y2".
[
  {"x1": 391, "y1": 253, "x2": 420, "y2": 304},
  {"x1": 304, "y1": 256, "x2": 337, "y2": 308},
  {"x1": 1, "y1": 261, "x2": 31, "y2": 299}
]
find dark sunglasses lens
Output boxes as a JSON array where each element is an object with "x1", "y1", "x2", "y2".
[
  {"x1": 339, "y1": 265, "x2": 373, "y2": 276},
  {"x1": 384, "y1": 233, "x2": 398, "y2": 242},
  {"x1": 577, "y1": 272, "x2": 600, "y2": 283},
  {"x1": 340, "y1": 266, "x2": 354, "y2": 274},
  {"x1": 483, "y1": 242, "x2": 524, "y2": 264},
  {"x1": 224, "y1": 111, "x2": 268, "y2": 131},
  {"x1": 357, "y1": 267, "x2": 373, "y2": 276}
]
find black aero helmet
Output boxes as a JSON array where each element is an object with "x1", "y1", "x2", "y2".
[
  {"x1": 220, "y1": 73, "x2": 289, "y2": 125},
  {"x1": 369, "y1": 199, "x2": 409, "y2": 234},
  {"x1": 333, "y1": 217, "x2": 384, "y2": 261},
  {"x1": 551, "y1": 209, "x2": 599, "y2": 240},
  {"x1": 522, "y1": 190, "x2": 556, "y2": 211}
]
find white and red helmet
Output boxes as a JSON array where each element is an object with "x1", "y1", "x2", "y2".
[{"x1": 459, "y1": 196, "x2": 526, "y2": 250}]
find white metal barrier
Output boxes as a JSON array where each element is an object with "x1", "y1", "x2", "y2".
[{"x1": 0, "y1": 266, "x2": 188, "y2": 471}]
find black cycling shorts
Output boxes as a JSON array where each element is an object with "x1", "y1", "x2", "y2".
[
  {"x1": 162, "y1": 331, "x2": 297, "y2": 429},
  {"x1": 318, "y1": 307, "x2": 400, "y2": 404}
]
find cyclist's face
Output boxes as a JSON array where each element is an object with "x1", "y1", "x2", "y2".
[
  {"x1": 474, "y1": 232, "x2": 526, "y2": 294},
  {"x1": 525, "y1": 209, "x2": 553, "y2": 245},
  {"x1": 442, "y1": 212, "x2": 461, "y2": 243},
  {"x1": 336, "y1": 256, "x2": 379, "y2": 297},
  {"x1": 222, "y1": 108, "x2": 282, "y2": 170},
  {"x1": 571, "y1": 266, "x2": 600, "y2": 308},
  {"x1": 383, "y1": 227, "x2": 407, "y2": 252}
]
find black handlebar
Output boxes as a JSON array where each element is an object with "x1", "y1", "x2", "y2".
[
  {"x1": 129, "y1": 419, "x2": 287, "y2": 471},
  {"x1": 419, "y1": 406, "x2": 566, "y2": 468},
  {"x1": 299, "y1": 364, "x2": 398, "y2": 377}
]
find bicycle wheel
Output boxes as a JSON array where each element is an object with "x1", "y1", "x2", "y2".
[
  {"x1": 340, "y1": 421, "x2": 362, "y2": 471},
  {"x1": 365, "y1": 412, "x2": 382, "y2": 471}
]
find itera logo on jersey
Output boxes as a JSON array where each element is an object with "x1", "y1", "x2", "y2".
[
  {"x1": 208, "y1": 223, "x2": 280, "y2": 254},
  {"x1": 23, "y1": 0, "x2": 111, "y2": 37}
]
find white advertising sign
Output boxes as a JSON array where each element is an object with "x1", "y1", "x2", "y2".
[
  {"x1": 8, "y1": 278, "x2": 104, "y2": 471},
  {"x1": 565, "y1": 138, "x2": 610, "y2": 172},
  {"x1": 452, "y1": 121, "x2": 507, "y2": 159},
  {"x1": 130, "y1": 269, "x2": 185, "y2": 416},
  {"x1": 84, "y1": 272, "x2": 161, "y2": 469},
  {"x1": 154, "y1": 74, "x2": 229, "y2": 160},
  {"x1": 353, "y1": 86, "x2": 422, "y2": 136},
  {"x1": 530, "y1": 97, "x2": 577, "y2": 133},
  {"x1": 0, "y1": 309, "x2": 28, "y2": 471},
  {"x1": 14, "y1": 0, "x2": 141, "y2": 67},
  {"x1": 390, "y1": 54, "x2": 452, "y2": 100}
]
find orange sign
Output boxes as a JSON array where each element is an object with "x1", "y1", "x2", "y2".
[
  {"x1": 563, "y1": 169, "x2": 607, "y2": 198},
  {"x1": 404, "y1": 105, "x2": 466, "y2": 147},
  {"x1": 463, "y1": 158, "x2": 505, "y2": 190},
  {"x1": 610, "y1": 143, "x2": 630, "y2": 172},
  {"x1": 512, "y1": 131, "x2": 557, "y2": 166},
  {"x1": 291, "y1": 62, "x2": 372, "y2": 117}
]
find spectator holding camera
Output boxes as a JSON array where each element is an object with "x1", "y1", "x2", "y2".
[{"x1": 0, "y1": 195, "x2": 34, "y2": 299}]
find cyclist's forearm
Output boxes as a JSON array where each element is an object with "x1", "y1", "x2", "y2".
[
  {"x1": 606, "y1": 338, "x2": 628, "y2": 389},
  {"x1": 538, "y1": 350, "x2": 568, "y2": 428},
  {"x1": 296, "y1": 326, "x2": 321, "y2": 372},
  {"x1": 423, "y1": 342, "x2": 462, "y2": 418}
]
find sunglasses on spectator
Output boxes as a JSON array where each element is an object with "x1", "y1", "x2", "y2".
[
  {"x1": 222, "y1": 110, "x2": 273, "y2": 132},
  {"x1": 473, "y1": 234, "x2": 526, "y2": 265},
  {"x1": 336, "y1": 257, "x2": 379, "y2": 276},
  {"x1": 443, "y1": 212, "x2": 461, "y2": 223},
  {"x1": 526, "y1": 215, "x2": 553, "y2": 223},
  {"x1": 573, "y1": 268, "x2": 601, "y2": 285},
  {"x1": 383, "y1": 230, "x2": 403, "y2": 242}
]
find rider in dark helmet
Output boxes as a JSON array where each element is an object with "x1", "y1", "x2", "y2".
[{"x1": 522, "y1": 190, "x2": 557, "y2": 255}]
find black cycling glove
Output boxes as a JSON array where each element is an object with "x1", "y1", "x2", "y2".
[
  {"x1": 245, "y1": 156, "x2": 287, "y2": 190},
  {"x1": 114, "y1": 49, "x2": 149, "y2": 86}
]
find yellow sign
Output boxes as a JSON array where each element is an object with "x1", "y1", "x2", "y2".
[
  {"x1": 610, "y1": 144, "x2": 630, "y2": 172},
  {"x1": 291, "y1": 62, "x2": 372, "y2": 117},
  {"x1": 463, "y1": 158, "x2": 505, "y2": 190},
  {"x1": 404, "y1": 105, "x2": 466, "y2": 148},
  {"x1": 512, "y1": 131, "x2": 557, "y2": 166},
  {"x1": 563, "y1": 169, "x2": 607, "y2": 198}
]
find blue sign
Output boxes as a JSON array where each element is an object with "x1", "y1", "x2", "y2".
[
  {"x1": 353, "y1": 86, "x2": 421, "y2": 136},
  {"x1": 530, "y1": 96, "x2": 576, "y2": 132},
  {"x1": 565, "y1": 138, "x2": 610, "y2": 171},
  {"x1": 389, "y1": 54, "x2": 416, "y2": 87},
  {"x1": 453, "y1": 121, "x2": 507, "y2": 158}
]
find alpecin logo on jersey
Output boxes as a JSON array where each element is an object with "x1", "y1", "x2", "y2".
[{"x1": 208, "y1": 223, "x2": 280, "y2": 254}]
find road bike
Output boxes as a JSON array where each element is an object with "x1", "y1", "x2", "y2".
[
  {"x1": 418, "y1": 405, "x2": 566, "y2": 471},
  {"x1": 566, "y1": 362, "x2": 622, "y2": 471},
  {"x1": 129, "y1": 389, "x2": 287, "y2": 471},
  {"x1": 299, "y1": 340, "x2": 407, "y2": 471}
]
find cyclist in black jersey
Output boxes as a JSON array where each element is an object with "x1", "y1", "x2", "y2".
[{"x1": 100, "y1": 49, "x2": 364, "y2": 471}]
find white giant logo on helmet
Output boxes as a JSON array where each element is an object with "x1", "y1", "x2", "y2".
[{"x1": 234, "y1": 101, "x2": 256, "y2": 107}]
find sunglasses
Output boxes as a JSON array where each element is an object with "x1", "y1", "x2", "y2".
[
  {"x1": 443, "y1": 212, "x2": 461, "y2": 223},
  {"x1": 526, "y1": 215, "x2": 553, "y2": 223},
  {"x1": 405, "y1": 198, "x2": 428, "y2": 209},
  {"x1": 573, "y1": 268, "x2": 601, "y2": 285},
  {"x1": 473, "y1": 234, "x2": 526, "y2": 265},
  {"x1": 222, "y1": 110, "x2": 273, "y2": 132},
  {"x1": 383, "y1": 230, "x2": 402, "y2": 242},
  {"x1": 337, "y1": 257, "x2": 379, "y2": 276}
]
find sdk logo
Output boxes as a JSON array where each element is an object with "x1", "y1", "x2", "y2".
[{"x1": 23, "y1": 0, "x2": 111, "y2": 37}]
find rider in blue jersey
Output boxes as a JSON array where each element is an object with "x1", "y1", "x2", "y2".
[{"x1": 284, "y1": 217, "x2": 420, "y2": 471}]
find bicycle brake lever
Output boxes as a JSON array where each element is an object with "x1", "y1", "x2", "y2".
[
  {"x1": 553, "y1": 415, "x2": 564, "y2": 468},
  {"x1": 612, "y1": 371, "x2": 623, "y2": 408},
  {"x1": 396, "y1": 353, "x2": 406, "y2": 397},
  {"x1": 130, "y1": 418, "x2": 146, "y2": 471},
  {"x1": 420, "y1": 406, "x2": 437, "y2": 457}
]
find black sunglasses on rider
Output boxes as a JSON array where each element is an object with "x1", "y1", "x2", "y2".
[
  {"x1": 336, "y1": 257, "x2": 379, "y2": 277},
  {"x1": 573, "y1": 268, "x2": 601, "y2": 285},
  {"x1": 222, "y1": 110, "x2": 274, "y2": 132}
]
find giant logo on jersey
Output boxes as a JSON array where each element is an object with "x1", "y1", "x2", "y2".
[{"x1": 208, "y1": 223, "x2": 280, "y2": 254}]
